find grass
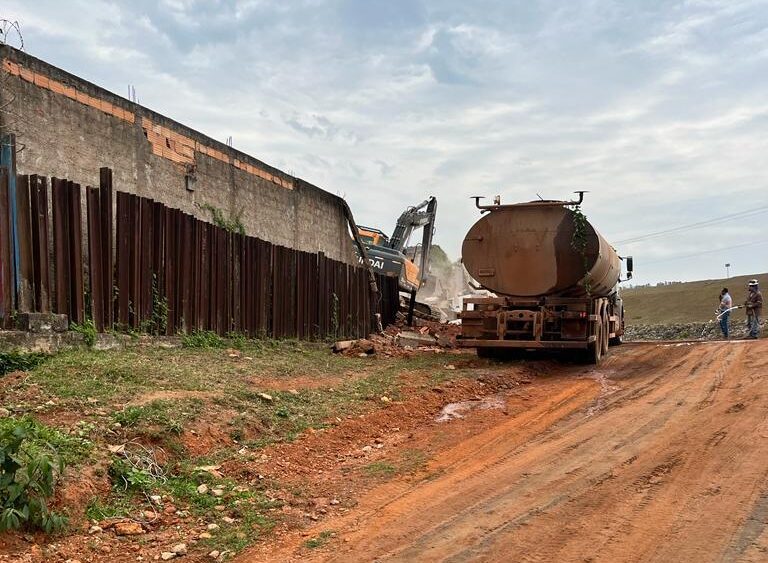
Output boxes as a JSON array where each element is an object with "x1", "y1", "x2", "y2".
[
  {"x1": 622, "y1": 272, "x2": 767, "y2": 324},
  {"x1": 305, "y1": 530, "x2": 334, "y2": 549},
  {"x1": 363, "y1": 461, "x2": 397, "y2": 477},
  {"x1": 0, "y1": 335, "x2": 464, "y2": 554},
  {"x1": 0, "y1": 351, "x2": 49, "y2": 376},
  {"x1": 0, "y1": 415, "x2": 93, "y2": 466},
  {"x1": 362, "y1": 449, "x2": 428, "y2": 480}
]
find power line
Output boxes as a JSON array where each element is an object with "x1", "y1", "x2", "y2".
[
  {"x1": 615, "y1": 205, "x2": 768, "y2": 245},
  {"x1": 642, "y1": 240, "x2": 768, "y2": 265}
]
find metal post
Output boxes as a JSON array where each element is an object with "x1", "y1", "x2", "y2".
[
  {"x1": 0, "y1": 134, "x2": 19, "y2": 310},
  {"x1": 407, "y1": 288, "x2": 417, "y2": 326}
]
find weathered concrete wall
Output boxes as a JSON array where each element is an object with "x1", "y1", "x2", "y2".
[{"x1": 0, "y1": 46, "x2": 355, "y2": 264}]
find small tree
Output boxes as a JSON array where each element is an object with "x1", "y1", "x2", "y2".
[{"x1": 0, "y1": 418, "x2": 67, "y2": 532}]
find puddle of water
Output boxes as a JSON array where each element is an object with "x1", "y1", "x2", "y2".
[{"x1": 436, "y1": 395, "x2": 506, "y2": 422}]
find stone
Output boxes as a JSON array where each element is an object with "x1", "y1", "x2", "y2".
[
  {"x1": 330, "y1": 499, "x2": 340, "y2": 505},
  {"x1": 0, "y1": 407, "x2": 10, "y2": 417},
  {"x1": 161, "y1": 553, "x2": 176, "y2": 561},
  {"x1": 257, "y1": 392, "x2": 273, "y2": 402},
  {"x1": 198, "y1": 532, "x2": 213, "y2": 540},
  {"x1": 214, "y1": 505, "x2": 226, "y2": 511},
  {"x1": 211, "y1": 489, "x2": 224, "y2": 497},
  {"x1": 196, "y1": 484, "x2": 209, "y2": 495},
  {"x1": 332, "y1": 340, "x2": 355, "y2": 353},
  {"x1": 207, "y1": 523, "x2": 220, "y2": 531},
  {"x1": 208, "y1": 552, "x2": 220, "y2": 560},
  {"x1": 361, "y1": 445, "x2": 373, "y2": 453},
  {"x1": 15, "y1": 312, "x2": 68, "y2": 333},
  {"x1": 396, "y1": 331, "x2": 437, "y2": 348},
  {"x1": 221, "y1": 516, "x2": 235, "y2": 524},
  {"x1": 171, "y1": 544, "x2": 187, "y2": 555},
  {"x1": 114, "y1": 521, "x2": 144, "y2": 536},
  {"x1": 88, "y1": 525, "x2": 103, "y2": 534}
]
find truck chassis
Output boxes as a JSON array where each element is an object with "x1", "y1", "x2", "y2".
[{"x1": 458, "y1": 295, "x2": 624, "y2": 364}]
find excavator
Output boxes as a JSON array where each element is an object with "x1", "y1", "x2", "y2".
[{"x1": 356, "y1": 197, "x2": 438, "y2": 323}]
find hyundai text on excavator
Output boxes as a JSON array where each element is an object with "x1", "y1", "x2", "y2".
[{"x1": 355, "y1": 197, "x2": 437, "y2": 323}]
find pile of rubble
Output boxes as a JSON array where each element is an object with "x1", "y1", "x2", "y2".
[{"x1": 332, "y1": 318, "x2": 462, "y2": 357}]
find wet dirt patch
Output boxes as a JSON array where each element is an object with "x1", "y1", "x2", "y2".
[{"x1": 436, "y1": 395, "x2": 507, "y2": 422}]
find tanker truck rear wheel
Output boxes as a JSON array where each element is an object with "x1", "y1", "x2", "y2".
[
  {"x1": 585, "y1": 322, "x2": 603, "y2": 365},
  {"x1": 600, "y1": 311, "x2": 610, "y2": 357}
]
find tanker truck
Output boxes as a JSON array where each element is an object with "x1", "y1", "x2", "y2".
[{"x1": 458, "y1": 193, "x2": 633, "y2": 364}]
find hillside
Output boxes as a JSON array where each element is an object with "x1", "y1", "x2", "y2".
[{"x1": 622, "y1": 273, "x2": 766, "y2": 324}]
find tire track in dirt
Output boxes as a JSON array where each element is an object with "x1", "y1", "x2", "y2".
[{"x1": 241, "y1": 341, "x2": 768, "y2": 563}]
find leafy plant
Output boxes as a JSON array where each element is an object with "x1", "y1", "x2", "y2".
[
  {"x1": 0, "y1": 351, "x2": 48, "y2": 376},
  {"x1": 182, "y1": 330, "x2": 225, "y2": 349},
  {"x1": 150, "y1": 274, "x2": 169, "y2": 335},
  {"x1": 108, "y1": 459, "x2": 155, "y2": 492},
  {"x1": 71, "y1": 317, "x2": 97, "y2": 347},
  {"x1": 0, "y1": 418, "x2": 67, "y2": 533},
  {"x1": 198, "y1": 203, "x2": 246, "y2": 235},
  {"x1": 570, "y1": 205, "x2": 592, "y2": 295}
]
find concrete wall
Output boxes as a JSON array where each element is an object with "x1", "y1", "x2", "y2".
[{"x1": 0, "y1": 46, "x2": 355, "y2": 264}]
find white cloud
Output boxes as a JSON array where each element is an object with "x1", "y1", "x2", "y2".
[{"x1": 3, "y1": 0, "x2": 767, "y2": 284}]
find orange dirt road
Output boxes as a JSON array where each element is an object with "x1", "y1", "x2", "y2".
[{"x1": 247, "y1": 340, "x2": 768, "y2": 562}]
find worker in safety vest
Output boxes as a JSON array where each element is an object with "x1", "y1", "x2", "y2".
[{"x1": 745, "y1": 280, "x2": 763, "y2": 339}]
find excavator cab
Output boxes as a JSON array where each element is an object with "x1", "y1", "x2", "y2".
[{"x1": 357, "y1": 226, "x2": 389, "y2": 248}]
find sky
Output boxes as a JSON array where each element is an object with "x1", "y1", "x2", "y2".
[{"x1": 3, "y1": 0, "x2": 768, "y2": 286}]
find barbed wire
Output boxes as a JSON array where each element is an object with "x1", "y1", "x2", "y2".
[{"x1": 0, "y1": 19, "x2": 23, "y2": 49}]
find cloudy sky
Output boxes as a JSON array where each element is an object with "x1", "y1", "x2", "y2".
[{"x1": 4, "y1": 0, "x2": 768, "y2": 286}]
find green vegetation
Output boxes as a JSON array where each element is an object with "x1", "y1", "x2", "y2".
[
  {"x1": 112, "y1": 399, "x2": 202, "y2": 436},
  {"x1": 182, "y1": 330, "x2": 225, "y2": 349},
  {"x1": 0, "y1": 336, "x2": 466, "y2": 551},
  {"x1": 305, "y1": 530, "x2": 334, "y2": 549},
  {"x1": 0, "y1": 351, "x2": 48, "y2": 376},
  {"x1": 0, "y1": 417, "x2": 87, "y2": 532},
  {"x1": 363, "y1": 461, "x2": 397, "y2": 477},
  {"x1": 198, "y1": 203, "x2": 246, "y2": 236},
  {"x1": 71, "y1": 318, "x2": 97, "y2": 347},
  {"x1": 362, "y1": 450, "x2": 427, "y2": 481},
  {"x1": 570, "y1": 205, "x2": 592, "y2": 295}
]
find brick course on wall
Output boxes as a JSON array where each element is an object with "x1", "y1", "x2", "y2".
[{"x1": 0, "y1": 46, "x2": 355, "y2": 264}]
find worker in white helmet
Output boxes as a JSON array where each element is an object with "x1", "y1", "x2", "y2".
[{"x1": 745, "y1": 280, "x2": 763, "y2": 339}]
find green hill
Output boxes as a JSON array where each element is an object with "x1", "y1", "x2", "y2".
[{"x1": 622, "y1": 273, "x2": 766, "y2": 324}]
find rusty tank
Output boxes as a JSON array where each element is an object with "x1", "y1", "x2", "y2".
[{"x1": 462, "y1": 200, "x2": 621, "y2": 298}]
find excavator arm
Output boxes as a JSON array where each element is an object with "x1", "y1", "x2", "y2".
[{"x1": 388, "y1": 197, "x2": 438, "y2": 257}]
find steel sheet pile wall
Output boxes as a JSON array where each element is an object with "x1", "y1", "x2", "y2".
[{"x1": 0, "y1": 165, "x2": 399, "y2": 338}]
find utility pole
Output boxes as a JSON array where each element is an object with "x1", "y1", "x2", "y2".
[{"x1": 725, "y1": 263, "x2": 730, "y2": 279}]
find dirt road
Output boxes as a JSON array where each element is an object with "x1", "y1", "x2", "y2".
[{"x1": 245, "y1": 340, "x2": 768, "y2": 562}]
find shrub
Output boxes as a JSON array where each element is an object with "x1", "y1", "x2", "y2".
[
  {"x1": 182, "y1": 330, "x2": 224, "y2": 349},
  {"x1": 0, "y1": 418, "x2": 67, "y2": 532},
  {"x1": 71, "y1": 318, "x2": 97, "y2": 347},
  {"x1": 0, "y1": 351, "x2": 48, "y2": 376}
]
